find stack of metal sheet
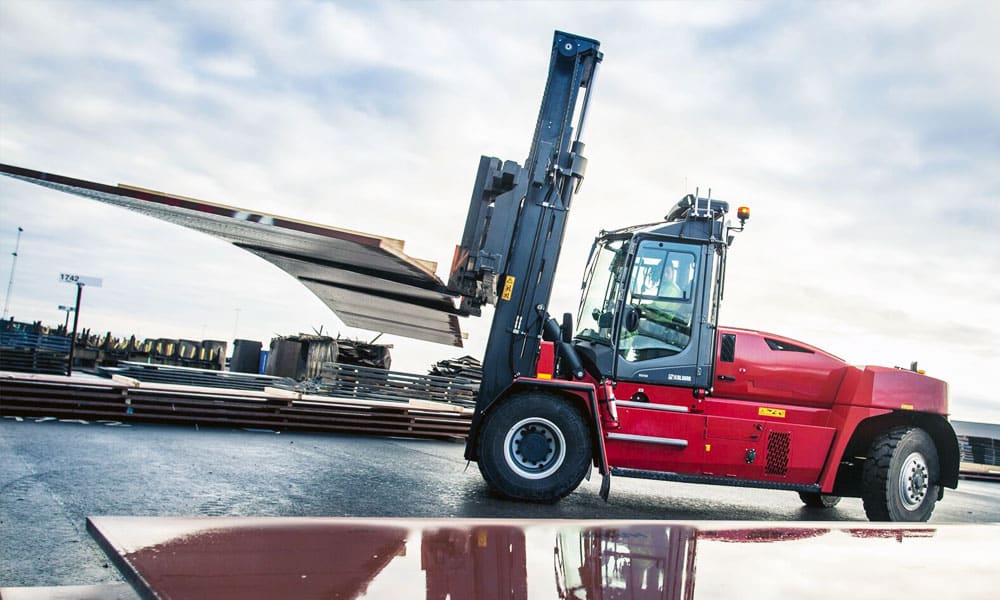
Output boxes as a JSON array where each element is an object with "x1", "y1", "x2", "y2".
[
  {"x1": 0, "y1": 373, "x2": 471, "y2": 441},
  {"x1": 0, "y1": 329, "x2": 71, "y2": 374},
  {"x1": 428, "y1": 356, "x2": 483, "y2": 382},
  {"x1": 313, "y1": 363, "x2": 478, "y2": 408},
  {"x1": 98, "y1": 361, "x2": 293, "y2": 391},
  {"x1": 1, "y1": 163, "x2": 467, "y2": 347}
]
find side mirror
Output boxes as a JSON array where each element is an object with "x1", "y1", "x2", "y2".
[{"x1": 623, "y1": 305, "x2": 640, "y2": 332}]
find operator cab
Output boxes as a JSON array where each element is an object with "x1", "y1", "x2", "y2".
[{"x1": 573, "y1": 194, "x2": 742, "y2": 390}]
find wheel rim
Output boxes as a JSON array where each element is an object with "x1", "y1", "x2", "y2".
[
  {"x1": 503, "y1": 417, "x2": 566, "y2": 480},
  {"x1": 898, "y1": 451, "x2": 929, "y2": 510}
]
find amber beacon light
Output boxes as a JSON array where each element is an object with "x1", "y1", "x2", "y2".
[{"x1": 737, "y1": 205, "x2": 751, "y2": 225}]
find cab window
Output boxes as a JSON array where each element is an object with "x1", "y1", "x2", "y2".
[{"x1": 618, "y1": 241, "x2": 697, "y2": 362}]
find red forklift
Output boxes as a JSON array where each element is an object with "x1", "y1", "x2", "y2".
[{"x1": 447, "y1": 31, "x2": 959, "y2": 522}]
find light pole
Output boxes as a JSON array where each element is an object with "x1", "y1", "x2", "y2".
[
  {"x1": 2, "y1": 226, "x2": 24, "y2": 320},
  {"x1": 233, "y1": 307, "x2": 242, "y2": 340}
]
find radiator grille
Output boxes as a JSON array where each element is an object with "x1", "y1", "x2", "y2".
[{"x1": 766, "y1": 432, "x2": 790, "y2": 475}]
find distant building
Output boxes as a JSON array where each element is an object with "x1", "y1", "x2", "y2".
[{"x1": 953, "y1": 421, "x2": 999, "y2": 477}]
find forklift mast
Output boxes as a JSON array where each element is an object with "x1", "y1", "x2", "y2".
[{"x1": 448, "y1": 32, "x2": 602, "y2": 429}]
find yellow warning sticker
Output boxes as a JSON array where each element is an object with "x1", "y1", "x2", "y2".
[
  {"x1": 477, "y1": 531, "x2": 488, "y2": 547},
  {"x1": 501, "y1": 275, "x2": 516, "y2": 301},
  {"x1": 901, "y1": 403, "x2": 914, "y2": 410},
  {"x1": 758, "y1": 407, "x2": 786, "y2": 418}
]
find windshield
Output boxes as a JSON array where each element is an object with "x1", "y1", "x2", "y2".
[{"x1": 575, "y1": 238, "x2": 628, "y2": 344}]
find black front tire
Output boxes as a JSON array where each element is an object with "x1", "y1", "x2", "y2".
[
  {"x1": 476, "y1": 392, "x2": 592, "y2": 502},
  {"x1": 798, "y1": 492, "x2": 841, "y2": 508},
  {"x1": 862, "y1": 426, "x2": 939, "y2": 522}
]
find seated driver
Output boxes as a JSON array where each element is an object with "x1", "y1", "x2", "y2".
[
  {"x1": 622, "y1": 260, "x2": 693, "y2": 360},
  {"x1": 636, "y1": 262, "x2": 693, "y2": 350},
  {"x1": 644, "y1": 263, "x2": 686, "y2": 324}
]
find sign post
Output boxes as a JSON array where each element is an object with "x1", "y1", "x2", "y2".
[
  {"x1": 59, "y1": 273, "x2": 102, "y2": 376},
  {"x1": 57, "y1": 304, "x2": 75, "y2": 330}
]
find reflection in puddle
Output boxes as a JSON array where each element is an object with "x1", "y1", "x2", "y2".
[
  {"x1": 88, "y1": 517, "x2": 989, "y2": 600},
  {"x1": 422, "y1": 527, "x2": 526, "y2": 599}
]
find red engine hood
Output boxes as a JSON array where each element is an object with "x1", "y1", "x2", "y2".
[{"x1": 714, "y1": 327, "x2": 947, "y2": 415}]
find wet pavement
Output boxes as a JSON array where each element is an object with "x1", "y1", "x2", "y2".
[{"x1": 2, "y1": 417, "x2": 998, "y2": 588}]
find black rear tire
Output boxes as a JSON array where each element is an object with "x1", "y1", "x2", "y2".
[
  {"x1": 476, "y1": 392, "x2": 592, "y2": 502},
  {"x1": 798, "y1": 492, "x2": 841, "y2": 508},
  {"x1": 862, "y1": 426, "x2": 939, "y2": 522}
]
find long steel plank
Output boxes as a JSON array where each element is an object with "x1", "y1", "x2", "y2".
[{"x1": 0, "y1": 375, "x2": 471, "y2": 440}]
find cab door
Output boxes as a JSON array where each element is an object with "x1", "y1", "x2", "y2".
[{"x1": 613, "y1": 238, "x2": 716, "y2": 390}]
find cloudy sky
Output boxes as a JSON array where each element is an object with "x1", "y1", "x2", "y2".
[{"x1": 1, "y1": 1, "x2": 997, "y2": 422}]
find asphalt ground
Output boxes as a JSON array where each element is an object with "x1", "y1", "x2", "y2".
[{"x1": 2, "y1": 417, "x2": 998, "y2": 588}]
